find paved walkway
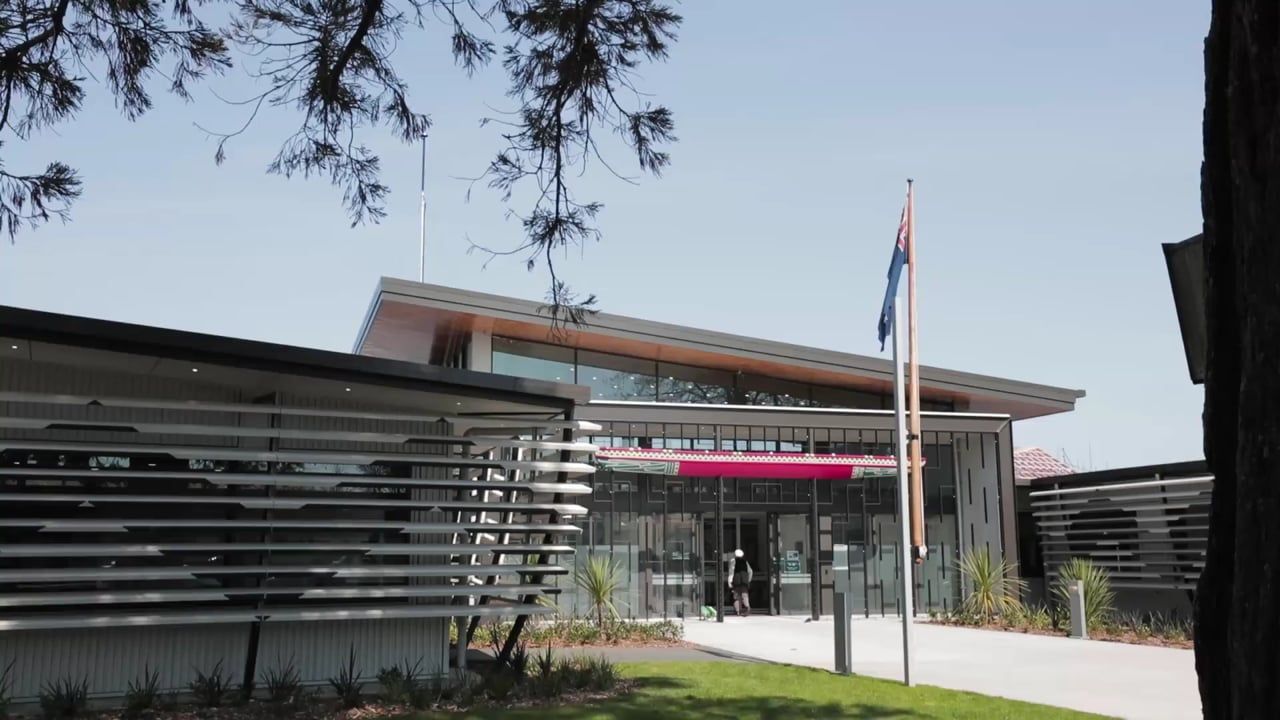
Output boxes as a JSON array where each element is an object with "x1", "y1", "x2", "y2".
[{"x1": 682, "y1": 615, "x2": 1199, "y2": 720}]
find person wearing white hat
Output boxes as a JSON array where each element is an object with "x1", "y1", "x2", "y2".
[{"x1": 728, "y1": 548, "x2": 754, "y2": 616}]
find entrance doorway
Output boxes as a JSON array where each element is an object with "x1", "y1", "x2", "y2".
[{"x1": 702, "y1": 514, "x2": 767, "y2": 614}]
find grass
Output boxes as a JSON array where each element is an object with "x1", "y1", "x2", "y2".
[{"x1": 402, "y1": 661, "x2": 1109, "y2": 719}]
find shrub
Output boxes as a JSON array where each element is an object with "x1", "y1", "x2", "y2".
[
  {"x1": 328, "y1": 646, "x2": 364, "y2": 709},
  {"x1": 553, "y1": 657, "x2": 590, "y2": 692},
  {"x1": 0, "y1": 658, "x2": 14, "y2": 719},
  {"x1": 1024, "y1": 603, "x2": 1053, "y2": 632},
  {"x1": 574, "y1": 555, "x2": 623, "y2": 628},
  {"x1": 39, "y1": 676, "x2": 89, "y2": 719},
  {"x1": 261, "y1": 657, "x2": 302, "y2": 708},
  {"x1": 1053, "y1": 557, "x2": 1116, "y2": 630},
  {"x1": 189, "y1": 661, "x2": 230, "y2": 708},
  {"x1": 531, "y1": 643, "x2": 562, "y2": 698},
  {"x1": 1148, "y1": 612, "x2": 1193, "y2": 643},
  {"x1": 124, "y1": 666, "x2": 161, "y2": 719},
  {"x1": 377, "y1": 658, "x2": 422, "y2": 705},
  {"x1": 581, "y1": 655, "x2": 619, "y2": 691},
  {"x1": 405, "y1": 677, "x2": 438, "y2": 711},
  {"x1": 956, "y1": 549, "x2": 1026, "y2": 622}
]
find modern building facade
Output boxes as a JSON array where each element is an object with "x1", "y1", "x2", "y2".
[
  {"x1": 0, "y1": 305, "x2": 595, "y2": 701},
  {"x1": 356, "y1": 278, "x2": 1086, "y2": 620}
]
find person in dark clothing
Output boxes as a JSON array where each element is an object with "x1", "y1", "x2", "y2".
[{"x1": 729, "y1": 548, "x2": 753, "y2": 616}]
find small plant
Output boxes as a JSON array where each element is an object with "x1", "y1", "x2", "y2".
[
  {"x1": 480, "y1": 672, "x2": 516, "y2": 701},
  {"x1": 1025, "y1": 603, "x2": 1053, "y2": 632},
  {"x1": 261, "y1": 656, "x2": 302, "y2": 708},
  {"x1": 1053, "y1": 557, "x2": 1116, "y2": 631},
  {"x1": 328, "y1": 645, "x2": 364, "y2": 709},
  {"x1": 124, "y1": 666, "x2": 161, "y2": 719},
  {"x1": 405, "y1": 677, "x2": 438, "y2": 711},
  {"x1": 956, "y1": 549, "x2": 1027, "y2": 622},
  {"x1": 189, "y1": 661, "x2": 230, "y2": 708},
  {"x1": 39, "y1": 676, "x2": 89, "y2": 719},
  {"x1": 534, "y1": 642, "x2": 555, "y2": 680},
  {"x1": 0, "y1": 658, "x2": 15, "y2": 719},
  {"x1": 574, "y1": 555, "x2": 624, "y2": 628},
  {"x1": 377, "y1": 658, "x2": 422, "y2": 705},
  {"x1": 582, "y1": 654, "x2": 619, "y2": 691},
  {"x1": 507, "y1": 641, "x2": 530, "y2": 681}
]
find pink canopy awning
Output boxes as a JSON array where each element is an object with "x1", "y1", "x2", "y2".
[{"x1": 594, "y1": 448, "x2": 909, "y2": 480}]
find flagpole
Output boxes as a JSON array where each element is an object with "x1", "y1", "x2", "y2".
[
  {"x1": 892, "y1": 301, "x2": 916, "y2": 687},
  {"x1": 906, "y1": 179, "x2": 926, "y2": 564},
  {"x1": 418, "y1": 132, "x2": 428, "y2": 283}
]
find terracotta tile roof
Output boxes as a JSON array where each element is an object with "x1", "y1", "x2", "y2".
[{"x1": 1014, "y1": 447, "x2": 1076, "y2": 484}]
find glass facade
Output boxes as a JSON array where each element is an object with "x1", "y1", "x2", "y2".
[
  {"x1": 492, "y1": 337, "x2": 956, "y2": 411},
  {"x1": 541, "y1": 420, "x2": 990, "y2": 620}
]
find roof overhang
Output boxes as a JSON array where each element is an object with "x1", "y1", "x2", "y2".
[
  {"x1": 356, "y1": 278, "x2": 1085, "y2": 421},
  {"x1": 1, "y1": 304, "x2": 589, "y2": 417}
]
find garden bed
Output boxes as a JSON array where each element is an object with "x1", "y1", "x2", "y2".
[
  {"x1": 470, "y1": 618, "x2": 686, "y2": 649},
  {"x1": 927, "y1": 613, "x2": 1193, "y2": 649},
  {"x1": 3, "y1": 653, "x2": 630, "y2": 720}
]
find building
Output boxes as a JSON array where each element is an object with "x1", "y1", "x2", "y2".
[
  {"x1": 355, "y1": 278, "x2": 1085, "y2": 620},
  {"x1": 1029, "y1": 460, "x2": 1209, "y2": 617},
  {"x1": 0, "y1": 305, "x2": 595, "y2": 701},
  {"x1": 1012, "y1": 447, "x2": 1077, "y2": 587}
]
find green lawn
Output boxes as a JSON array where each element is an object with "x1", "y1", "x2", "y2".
[{"x1": 411, "y1": 661, "x2": 1110, "y2": 719}]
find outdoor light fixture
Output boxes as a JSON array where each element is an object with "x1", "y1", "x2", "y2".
[
  {"x1": 191, "y1": 368, "x2": 199, "y2": 373},
  {"x1": 9, "y1": 345, "x2": 17, "y2": 350},
  {"x1": 344, "y1": 387, "x2": 352, "y2": 392}
]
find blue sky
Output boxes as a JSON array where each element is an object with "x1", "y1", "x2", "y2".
[{"x1": 0, "y1": 1, "x2": 1207, "y2": 470}]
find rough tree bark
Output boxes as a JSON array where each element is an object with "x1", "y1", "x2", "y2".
[{"x1": 1197, "y1": 1, "x2": 1280, "y2": 717}]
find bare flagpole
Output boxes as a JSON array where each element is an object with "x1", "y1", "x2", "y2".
[
  {"x1": 906, "y1": 179, "x2": 926, "y2": 565},
  {"x1": 418, "y1": 132, "x2": 428, "y2": 283},
  {"x1": 892, "y1": 301, "x2": 916, "y2": 686}
]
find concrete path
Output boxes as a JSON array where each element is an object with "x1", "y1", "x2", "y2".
[{"x1": 682, "y1": 615, "x2": 1199, "y2": 720}]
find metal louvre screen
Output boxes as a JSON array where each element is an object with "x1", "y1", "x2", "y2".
[
  {"x1": 1030, "y1": 475, "x2": 1211, "y2": 591},
  {"x1": 0, "y1": 384, "x2": 595, "y2": 633}
]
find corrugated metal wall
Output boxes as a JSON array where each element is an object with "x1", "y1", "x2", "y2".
[
  {"x1": 256, "y1": 617, "x2": 449, "y2": 686},
  {"x1": 3, "y1": 624, "x2": 250, "y2": 702}
]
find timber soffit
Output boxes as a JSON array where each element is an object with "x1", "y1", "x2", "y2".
[{"x1": 358, "y1": 278, "x2": 1086, "y2": 410}]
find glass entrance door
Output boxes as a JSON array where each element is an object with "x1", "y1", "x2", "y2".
[
  {"x1": 701, "y1": 514, "x2": 766, "y2": 614},
  {"x1": 768, "y1": 513, "x2": 813, "y2": 615}
]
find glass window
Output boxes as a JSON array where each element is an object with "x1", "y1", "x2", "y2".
[
  {"x1": 578, "y1": 350, "x2": 657, "y2": 401},
  {"x1": 491, "y1": 337, "x2": 575, "y2": 383},
  {"x1": 737, "y1": 374, "x2": 809, "y2": 406},
  {"x1": 656, "y1": 362, "x2": 733, "y2": 404},
  {"x1": 810, "y1": 385, "x2": 885, "y2": 410}
]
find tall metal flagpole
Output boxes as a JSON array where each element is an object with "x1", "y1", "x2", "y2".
[
  {"x1": 906, "y1": 179, "x2": 926, "y2": 564},
  {"x1": 892, "y1": 302, "x2": 916, "y2": 687},
  {"x1": 418, "y1": 132, "x2": 428, "y2": 283}
]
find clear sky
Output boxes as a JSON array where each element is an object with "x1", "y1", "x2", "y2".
[{"x1": 0, "y1": 1, "x2": 1208, "y2": 471}]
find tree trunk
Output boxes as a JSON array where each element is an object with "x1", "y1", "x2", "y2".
[{"x1": 1199, "y1": 2, "x2": 1280, "y2": 717}]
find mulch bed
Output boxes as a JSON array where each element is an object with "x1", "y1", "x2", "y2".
[{"x1": 925, "y1": 618, "x2": 1193, "y2": 649}]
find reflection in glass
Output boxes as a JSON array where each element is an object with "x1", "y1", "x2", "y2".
[
  {"x1": 492, "y1": 337, "x2": 575, "y2": 383},
  {"x1": 578, "y1": 350, "x2": 657, "y2": 401},
  {"x1": 657, "y1": 362, "x2": 732, "y2": 404}
]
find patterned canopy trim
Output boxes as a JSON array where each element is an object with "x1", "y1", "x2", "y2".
[{"x1": 594, "y1": 448, "x2": 916, "y2": 479}]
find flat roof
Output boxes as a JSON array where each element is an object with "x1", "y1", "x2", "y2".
[
  {"x1": 1, "y1": 304, "x2": 590, "y2": 414},
  {"x1": 355, "y1": 278, "x2": 1084, "y2": 421},
  {"x1": 1029, "y1": 459, "x2": 1208, "y2": 489}
]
